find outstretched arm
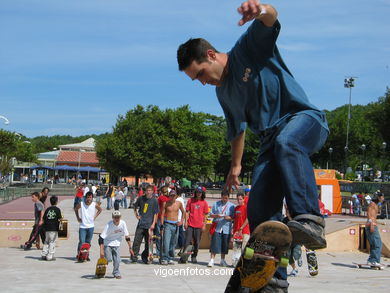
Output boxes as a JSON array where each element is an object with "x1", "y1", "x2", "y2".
[
  {"x1": 237, "y1": 0, "x2": 278, "y2": 27},
  {"x1": 225, "y1": 131, "x2": 246, "y2": 192}
]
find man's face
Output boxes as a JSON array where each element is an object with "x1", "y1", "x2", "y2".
[
  {"x1": 379, "y1": 196, "x2": 385, "y2": 203},
  {"x1": 237, "y1": 196, "x2": 244, "y2": 206},
  {"x1": 184, "y1": 51, "x2": 225, "y2": 87},
  {"x1": 113, "y1": 216, "x2": 121, "y2": 225},
  {"x1": 31, "y1": 195, "x2": 38, "y2": 202},
  {"x1": 146, "y1": 188, "x2": 153, "y2": 197},
  {"x1": 222, "y1": 195, "x2": 229, "y2": 204},
  {"x1": 85, "y1": 195, "x2": 93, "y2": 204}
]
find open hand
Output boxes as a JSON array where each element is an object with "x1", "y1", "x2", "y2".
[{"x1": 237, "y1": 0, "x2": 265, "y2": 26}]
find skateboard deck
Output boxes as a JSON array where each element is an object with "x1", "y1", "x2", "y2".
[
  {"x1": 306, "y1": 249, "x2": 318, "y2": 276},
  {"x1": 178, "y1": 244, "x2": 193, "y2": 263},
  {"x1": 95, "y1": 257, "x2": 108, "y2": 278},
  {"x1": 225, "y1": 221, "x2": 292, "y2": 293},
  {"x1": 353, "y1": 263, "x2": 384, "y2": 270},
  {"x1": 77, "y1": 243, "x2": 91, "y2": 262}
]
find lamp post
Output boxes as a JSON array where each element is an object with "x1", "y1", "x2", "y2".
[
  {"x1": 382, "y1": 142, "x2": 387, "y2": 181},
  {"x1": 328, "y1": 147, "x2": 333, "y2": 169},
  {"x1": 344, "y1": 77, "x2": 356, "y2": 173},
  {"x1": 344, "y1": 146, "x2": 349, "y2": 176},
  {"x1": 361, "y1": 144, "x2": 366, "y2": 181}
]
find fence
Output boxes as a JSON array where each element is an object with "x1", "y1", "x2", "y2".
[{"x1": 0, "y1": 186, "x2": 76, "y2": 204}]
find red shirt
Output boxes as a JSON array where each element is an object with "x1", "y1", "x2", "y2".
[
  {"x1": 158, "y1": 195, "x2": 170, "y2": 219},
  {"x1": 186, "y1": 198, "x2": 209, "y2": 229},
  {"x1": 75, "y1": 188, "x2": 83, "y2": 198},
  {"x1": 244, "y1": 195, "x2": 249, "y2": 206},
  {"x1": 233, "y1": 204, "x2": 250, "y2": 235}
]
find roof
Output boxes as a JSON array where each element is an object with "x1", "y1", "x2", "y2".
[
  {"x1": 59, "y1": 138, "x2": 95, "y2": 150},
  {"x1": 56, "y1": 151, "x2": 99, "y2": 164},
  {"x1": 37, "y1": 150, "x2": 60, "y2": 160}
]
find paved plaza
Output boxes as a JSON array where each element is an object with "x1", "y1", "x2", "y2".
[{"x1": 1, "y1": 197, "x2": 390, "y2": 292}]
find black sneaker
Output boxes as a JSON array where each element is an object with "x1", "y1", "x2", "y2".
[
  {"x1": 287, "y1": 218, "x2": 326, "y2": 250},
  {"x1": 130, "y1": 256, "x2": 138, "y2": 263},
  {"x1": 191, "y1": 257, "x2": 197, "y2": 264}
]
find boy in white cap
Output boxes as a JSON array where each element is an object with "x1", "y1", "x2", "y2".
[{"x1": 99, "y1": 210, "x2": 133, "y2": 279}]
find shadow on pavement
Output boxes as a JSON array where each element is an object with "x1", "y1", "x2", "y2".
[
  {"x1": 331, "y1": 262, "x2": 357, "y2": 268},
  {"x1": 81, "y1": 275, "x2": 115, "y2": 280}
]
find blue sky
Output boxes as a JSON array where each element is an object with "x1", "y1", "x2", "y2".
[{"x1": 1, "y1": 0, "x2": 389, "y2": 137}]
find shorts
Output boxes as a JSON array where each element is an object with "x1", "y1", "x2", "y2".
[{"x1": 210, "y1": 232, "x2": 230, "y2": 254}]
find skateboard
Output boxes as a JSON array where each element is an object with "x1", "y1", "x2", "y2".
[
  {"x1": 353, "y1": 262, "x2": 384, "y2": 270},
  {"x1": 306, "y1": 249, "x2": 319, "y2": 276},
  {"x1": 225, "y1": 221, "x2": 292, "y2": 293},
  {"x1": 95, "y1": 257, "x2": 108, "y2": 278},
  {"x1": 232, "y1": 232, "x2": 243, "y2": 267},
  {"x1": 178, "y1": 244, "x2": 193, "y2": 264},
  {"x1": 77, "y1": 243, "x2": 91, "y2": 262}
]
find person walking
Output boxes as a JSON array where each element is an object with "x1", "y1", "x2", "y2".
[{"x1": 41, "y1": 195, "x2": 62, "y2": 261}]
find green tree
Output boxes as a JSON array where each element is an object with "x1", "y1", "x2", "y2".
[
  {"x1": 96, "y1": 105, "x2": 225, "y2": 183},
  {"x1": 0, "y1": 130, "x2": 37, "y2": 175}
]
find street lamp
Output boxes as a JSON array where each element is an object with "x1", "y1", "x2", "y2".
[
  {"x1": 382, "y1": 142, "x2": 387, "y2": 181},
  {"x1": 328, "y1": 147, "x2": 333, "y2": 169},
  {"x1": 0, "y1": 115, "x2": 10, "y2": 125},
  {"x1": 344, "y1": 145, "x2": 349, "y2": 175},
  {"x1": 361, "y1": 144, "x2": 366, "y2": 181},
  {"x1": 344, "y1": 77, "x2": 356, "y2": 153}
]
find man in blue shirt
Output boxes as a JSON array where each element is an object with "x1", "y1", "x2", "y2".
[
  {"x1": 209, "y1": 191, "x2": 235, "y2": 267},
  {"x1": 178, "y1": 1, "x2": 328, "y2": 291}
]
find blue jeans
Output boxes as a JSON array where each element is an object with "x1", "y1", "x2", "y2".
[
  {"x1": 366, "y1": 226, "x2": 382, "y2": 263},
  {"x1": 162, "y1": 223, "x2": 177, "y2": 261},
  {"x1": 106, "y1": 197, "x2": 112, "y2": 209},
  {"x1": 247, "y1": 114, "x2": 328, "y2": 279},
  {"x1": 105, "y1": 246, "x2": 121, "y2": 277},
  {"x1": 121, "y1": 196, "x2": 128, "y2": 208},
  {"x1": 154, "y1": 224, "x2": 161, "y2": 256},
  {"x1": 78, "y1": 227, "x2": 94, "y2": 253}
]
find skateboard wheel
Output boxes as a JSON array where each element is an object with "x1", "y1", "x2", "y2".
[
  {"x1": 244, "y1": 247, "x2": 254, "y2": 260},
  {"x1": 280, "y1": 257, "x2": 289, "y2": 268}
]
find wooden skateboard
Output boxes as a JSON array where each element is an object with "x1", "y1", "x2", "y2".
[
  {"x1": 178, "y1": 244, "x2": 193, "y2": 264},
  {"x1": 95, "y1": 257, "x2": 108, "y2": 278},
  {"x1": 353, "y1": 262, "x2": 385, "y2": 270},
  {"x1": 306, "y1": 249, "x2": 318, "y2": 276},
  {"x1": 77, "y1": 243, "x2": 91, "y2": 262},
  {"x1": 225, "y1": 221, "x2": 292, "y2": 293}
]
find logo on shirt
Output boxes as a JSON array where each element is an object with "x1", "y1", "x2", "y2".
[
  {"x1": 195, "y1": 204, "x2": 200, "y2": 209},
  {"x1": 47, "y1": 210, "x2": 57, "y2": 220},
  {"x1": 242, "y1": 68, "x2": 251, "y2": 82}
]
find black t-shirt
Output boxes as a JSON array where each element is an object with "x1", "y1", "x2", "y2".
[
  {"x1": 134, "y1": 196, "x2": 159, "y2": 229},
  {"x1": 43, "y1": 206, "x2": 62, "y2": 231}
]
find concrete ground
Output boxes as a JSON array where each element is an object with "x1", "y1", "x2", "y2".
[{"x1": 1, "y1": 197, "x2": 390, "y2": 292}]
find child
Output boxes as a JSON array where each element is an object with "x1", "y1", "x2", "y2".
[
  {"x1": 22, "y1": 192, "x2": 44, "y2": 250},
  {"x1": 99, "y1": 211, "x2": 133, "y2": 279},
  {"x1": 41, "y1": 195, "x2": 62, "y2": 261}
]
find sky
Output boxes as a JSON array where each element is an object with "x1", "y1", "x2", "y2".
[{"x1": 1, "y1": 0, "x2": 389, "y2": 137}]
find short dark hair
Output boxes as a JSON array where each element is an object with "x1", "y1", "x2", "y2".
[
  {"x1": 177, "y1": 38, "x2": 219, "y2": 71},
  {"x1": 50, "y1": 195, "x2": 58, "y2": 205},
  {"x1": 31, "y1": 192, "x2": 40, "y2": 198},
  {"x1": 85, "y1": 191, "x2": 93, "y2": 197},
  {"x1": 236, "y1": 192, "x2": 245, "y2": 198},
  {"x1": 221, "y1": 190, "x2": 230, "y2": 197},
  {"x1": 42, "y1": 187, "x2": 50, "y2": 193}
]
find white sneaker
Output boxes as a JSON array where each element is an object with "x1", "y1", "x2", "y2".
[
  {"x1": 207, "y1": 259, "x2": 214, "y2": 267},
  {"x1": 220, "y1": 259, "x2": 228, "y2": 267},
  {"x1": 168, "y1": 260, "x2": 175, "y2": 265},
  {"x1": 288, "y1": 269, "x2": 298, "y2": 277}
]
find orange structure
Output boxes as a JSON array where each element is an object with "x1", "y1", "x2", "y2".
[{"x1": 314, "y1": 169, "x2": 342, "y2": 214}]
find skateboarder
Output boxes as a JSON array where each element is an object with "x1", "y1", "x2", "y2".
[
  {"x1": 22, "y1": 192, "x2": 44, "y2": 250},
  {"x1": 365, "y1": 192, "x2": 385, "y2": 268},
  {"x1": 74, "y1": 191, "x2": 102, "y2": 258},
  {"x1": 178, "y1": 0, "x2": 328, "y2": 290},
  {"x1": 131, "y1": 184, "x2": 159, "y2": 263},
  {"x1": 41, "y1": 195, "x2": 62, "y2": 261},
  {"x1": 160, "y1": 189, "x2": 185, "y2": 265},
  {"x1": 99, "y1": 211, "x2": 133, "y2": 279}
]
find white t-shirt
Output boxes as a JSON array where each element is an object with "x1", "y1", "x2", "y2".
[
  {"x1": 83, "y1": 186, "x2": 90, "y2": 196},
  {"x1": 100, "y1": 220, "x2": 129, "y2": 247},
  {"x1": 115, "y1": 191, "x2": 124, "y2": 201},
  {"x1": 176, "y1": 196, "x2": 185, "y2": 222},
  {"x1": 79, "y1": 202, "x2": 96, "y2": 229},
  {"x1": 91, "y1": 185, "x2": 97, "y2": 195}
]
